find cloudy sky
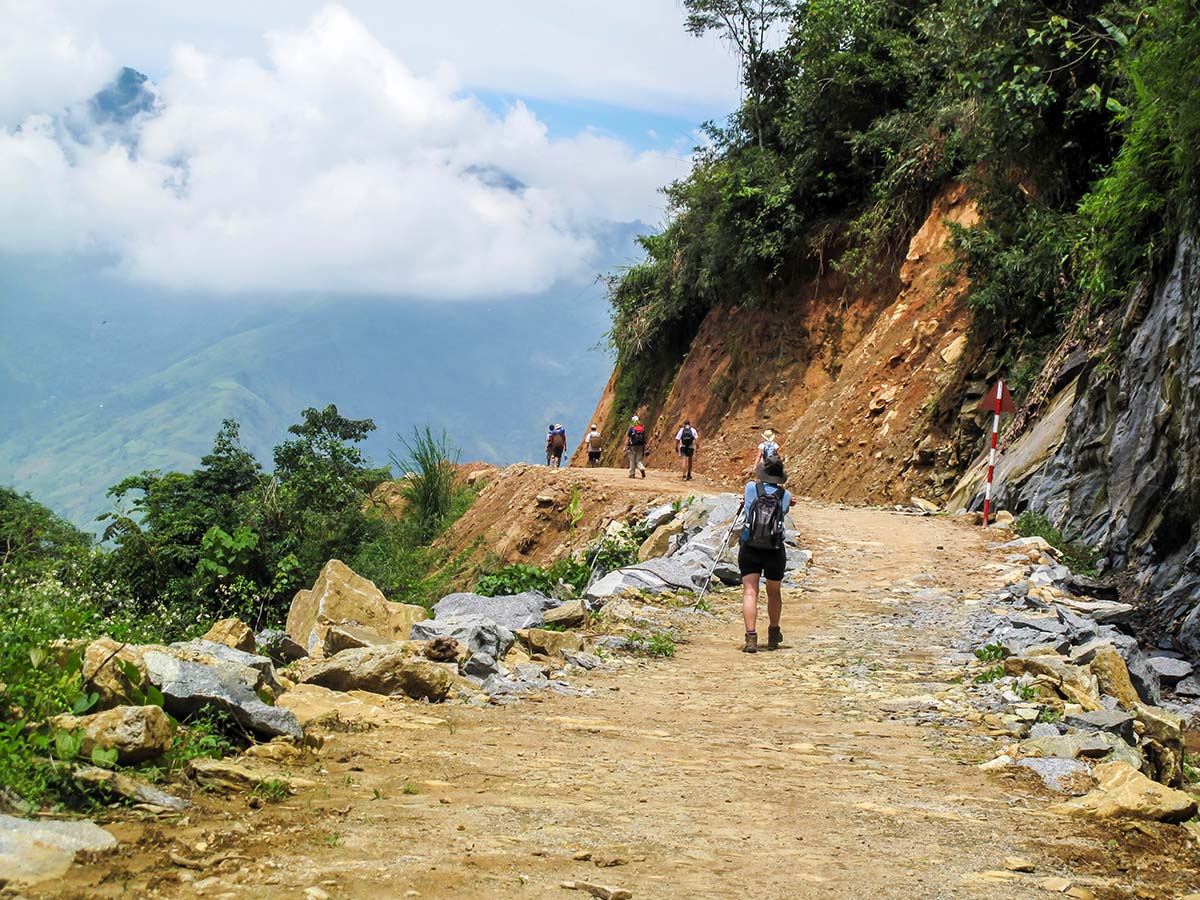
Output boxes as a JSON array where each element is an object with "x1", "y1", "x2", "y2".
[{"x1": 0, "y1": 1, "x2": 739, "y2": 299}]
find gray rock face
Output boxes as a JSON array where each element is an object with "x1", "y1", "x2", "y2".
[
  {"x1": 142, "y1": 647, "x2": 302, "y2": 740},
  {"x1": 1146, "y1": 654, "x2": 1194, "y2": 683},
  {"x1": 410, "y1": 616, "x2": 515, "y2": 678},
  {"x1": 1065, "y1": 709, "x2": 1136, "y2": 743},
  {"x1": 171, "y1": 639, "x2": 283, "y2": 693},
  {"x1": 0, "y1": 813, "x2": 117, "y2": 886},
  {"x1": 433, "y1": 591, "x2": 556, "y2": 631},
  {"x1": 643, "y1": 503, "x2": 677, "y2": 530},
  {"x1": 1173, "y1": 674, "x2": 1200, "y2": 696},
  {"x1": 982, "y1": 233, "x2": 1200, "y2": 648}
]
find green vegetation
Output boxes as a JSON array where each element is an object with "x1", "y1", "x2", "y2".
[
  {"x1": 609, "y1": 0, "x2": 1200, "y2": 402},
  {"x1": 973, "y1": 642, "x2": 1007, "y2": 663},
  {"x1": 1013, "y1": 511, "x2": 1100, "y2": 575},
  {"x1": 626, "y1": 630, "x2": 678, "y2": 658},
  {"x1": 1, "y1": 408, "x2": 475, "y2": 811},
  {"x1": 972, "y1": 665, "x2": 1006, "y2": 684}
]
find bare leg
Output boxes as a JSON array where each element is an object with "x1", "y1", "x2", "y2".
[
  {"x1": 742, "y1": 574, "x2": 761, "y2": 632},
  {"x1": 765, "y1": 579, "x2": 783, "y2": 628}
]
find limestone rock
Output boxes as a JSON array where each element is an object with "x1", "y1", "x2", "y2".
[
  {"x1": 50, "y1": 705, "x2": 174, "y2": 764},
  {"x1": 517, "y1": 628, "x2": 586, "y2": 659},
  {"x1": 1003, "y1": 656, "x2": 1102, "y2": 711},
  {"x1": 1055, "y1": 761, "x2": 1197, "y2": 822},
  {"x1": 73, "y1": 766, "x2": 189, "y2": 811},
  {"x1": 201, "y1": 618, "x2": 257, "y2": 654},
  {"x1": 276, "y1": 683, "x2": 392, "y2": 728},
  {"x1": 299, "y1": 644, "x2": 452, "y2": 702},
  {"x1": 643, "y1": 502, "x2": 677, "y2": 530},
  {"x1": 170, "y1": 639, "x2": 283, "y2": 694},
  {"x1": 411, "y1": 616, "x2": 515, "y2": 678},
  {"x1": 1064, "y1": 709, "x2": 1135, "y2": 743},
  {"x1": 639, "y1": 519, "x2": 683, "y2": 561},
  {"x1": 142, "y1": 646, "x2": 302, "y2": 740},
  {"x1": 187, "y1": 757, "x2": 314, "y2": 795},
  {"x1": 432, "y1": 591, "x2": 556, "y2": 631},
  {"x1": 286, "y1": 559, "x2": 428, "y2": 657},
  {"x1": 323, "y1": 624, "x2": 393, "y2": 657},
  {"x1": 910, "y1": 497, "x2": 939, "y2": 513},
  {"x1": 543, "y1": 599, "x2": 587, "y2": 630},
  {"x1": 1146, "y1": 654, "x2": 1193, "y2": 683},
  {"x1": 82, "y1": 638, "x2": 150, "y2": 709},
  {"x1": 1132, "y1": 702, "x2": 1186, "y2": 787},
  {"x1": 0, "y1": 813, "x2": 117, "y2": 886},
  {"x1": 1087, "y1": 645, "x2": 1141, "y2": 709}
]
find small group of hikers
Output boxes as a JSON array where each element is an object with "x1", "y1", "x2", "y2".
[
  {"x1": 545, "y1": 416, "x2": 702, "y2": 481},
  {"x1": 544, "y1": 418, "x2": 791, "y2": 654}
]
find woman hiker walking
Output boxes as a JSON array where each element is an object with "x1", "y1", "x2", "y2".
[{"x1": 737, "y1": 454, "x2": 791, "y2": 653}]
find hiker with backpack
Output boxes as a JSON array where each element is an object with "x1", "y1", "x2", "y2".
[
  {"x1": 585, "y1": 424, "x2": 604, "y2": 467},
  {"x1": 737, "y1": 454, "x2": 792, "y2": 653},
  {"x1": 546, "y1": 423, "x2": 567, "y2": 467},
  {"x1": 626, "y1": 415, "x2": 648, "y2": 478},
  {"x1": 754, "y1": 428, "x2": 781, "y2": 479},
  {"x1": 675, "y1": 420, "x2": 699, "y2": 481}
]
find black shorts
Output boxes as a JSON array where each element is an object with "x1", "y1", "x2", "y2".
[
  {"x1": 588, "y1": 450, "x2": 601, "y2": 462},
  {"x1": 680, "y1": 445, "x2": 694, "y2": 457},
  {"x1": 738, "y1": 543, "x2": 786, "y2": 581},
  {"x1": 550, "y1": 448, "x2": 564, "y2": 460}
]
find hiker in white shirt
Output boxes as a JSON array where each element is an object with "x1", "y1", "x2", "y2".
[
  {"x1": 675, "y1": 420, "x2": 699, "y2": 481},
  {"x1": 585, "y1": 425, "x2": 603, "y2": 467},
  {"x1": 755, "y1": 428, "x2": 780, "y2": 479}
]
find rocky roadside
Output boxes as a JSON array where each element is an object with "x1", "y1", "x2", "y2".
[{"x1": 2, "y1": 492, "x2": 760, "y2": 892}]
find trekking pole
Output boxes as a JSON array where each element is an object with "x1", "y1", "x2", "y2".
[{"x1": 697, "y1": 514, "x2": 741, "y2": 605}]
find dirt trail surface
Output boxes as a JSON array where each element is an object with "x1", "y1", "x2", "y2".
[{"x1": 30, "y1": 504, "x2": 1200, "y2": 900}]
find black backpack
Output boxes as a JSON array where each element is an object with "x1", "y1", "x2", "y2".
[
  {"x1": 629, "y1": 425, "x2": 646, "y2": 446},
  {"x1": 680, "y1": 427, "x2": 695, "y2": 447},
  {"x1": 745, "y1": 482, "x2": 786, "y2": 550}
]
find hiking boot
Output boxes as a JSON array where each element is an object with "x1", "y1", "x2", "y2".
[
  {"x1": 640, "y1": 468, "x2": 647, "y2": 478},
  {"x1": 743, "y1": 631, "x2": 758, "y2": 653},
  {"x1": 767, "y1": 626, "x2": 783, "y2": 651}
]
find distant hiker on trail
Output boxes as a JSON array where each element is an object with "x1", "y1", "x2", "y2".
[
  {"x1": 586, "y1": 424, "x2": 604, "y2": 468},
  {"x1": 546, "y1": 423, "x2": 567, "y2": 467},
  {"x1": 626, "y1": 415, "x2": 648, "y2": 479},
  {"x1": 736, "y1": 454, "x2": 791, "y2": 654},
  {"x1": 675, "y1": 420, "x2": 699, "y2": 481},
  {"x1": 754, "y1": 429, "x2": 781, "y2": 479}
]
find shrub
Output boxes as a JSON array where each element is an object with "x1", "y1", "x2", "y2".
[{"x1": 1013, "y1": 511, "x2": 1100, "y2": 575}]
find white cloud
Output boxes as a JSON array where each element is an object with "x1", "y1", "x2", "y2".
[
  {"x1": 0, "y1": 5, "x2": 694, "y2": 297},
  {"x1": 0, "y1": 1, "x2": 116, "y2": 124}
]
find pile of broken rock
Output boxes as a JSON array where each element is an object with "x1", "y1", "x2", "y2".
[{"x1": 967, "y1": 535, "x2": 1198, "y2": 823}]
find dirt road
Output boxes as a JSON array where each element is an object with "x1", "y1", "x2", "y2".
[{"x1": 35, "y1": 504, "x2": 1200, "y2": 900}]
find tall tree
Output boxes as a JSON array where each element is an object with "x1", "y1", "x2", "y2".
[{"x1": 684, "y1": 0, "x2": 792, "y2": 149}]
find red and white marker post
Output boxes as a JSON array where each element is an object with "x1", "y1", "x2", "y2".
[{"x1": 979, "y1": 378, "x2": 1015, "y2": 527}]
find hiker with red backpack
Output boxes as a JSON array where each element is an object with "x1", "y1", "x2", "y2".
[
  {"x1": 626, "y1": 415, "x2": 648, "y2": 478},
  {"x1": 546, "y1": 423, "x2": 567, "y2": 467},
  {"x1": 736, "y1": 454, "x2": 791, "y2": 653}
]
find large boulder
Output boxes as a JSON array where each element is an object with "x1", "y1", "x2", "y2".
[
  {"x1": 542, "y1": 600, "x2": 587, "y2": 630},
  {"x1": 286, "y1": 559, "x2": 428, "y2": 657},
  {"x1": 142, "y1": 646, "x2": 302, "y2": 740},
  {"x1": 50, "y1": 705, "x2": 174, "y2": 764},
  {"x1": 323, "y1": 624, "x2": 393, "y2": 656},
  {"x1": 201, "y1": 618, "x2": 257, "y2": 654},
  {"x1": 516, "y1": 628, "x2": 586, "y2": 659},
  {"x1": 82, "y1": 638, "x2": 150, "y2": 709},
  {"x1": 1055, "y1": 761, "x2": 1197, "y2": 822},
  {"x1": 639, "y1": 520, "x2": 683, "y2": 561},
  {"x1": 170, "y1": 640, "x2": 283, "y2": 694},
  {"x1": 1002, "y1": 656, "x2": 1103, "y2": 711},
  {"x1": 1086, "y1": 644, "x2": 1142, "y2": 708},
  {"x1": 1133, "y1": 702, "x2": 1186, "y2": 787},
  {"x1": 410, "y1": 616, "x2": 514, "y2": 678},
  {"x1": 299, "y1": 644, "x2": 453, "y2": 702},
  {"x1": 432, "y1": 591, "x2": 557, "y2": 631},
  {"x1": 0, "y1": 814, "x2": 117, "y2": 887}
]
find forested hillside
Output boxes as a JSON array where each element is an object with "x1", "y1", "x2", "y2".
[{"x1": 591, "y1": 0, "x2": 1198, "y2": 625}]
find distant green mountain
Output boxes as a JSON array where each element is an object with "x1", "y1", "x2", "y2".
[{"x1": 0, "y1": 275, "x2": 618, "y2": 529}]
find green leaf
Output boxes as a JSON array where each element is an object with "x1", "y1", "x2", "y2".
[
  {"x1": 90, "y1": 746, "x2": 120, "y2": 769},
  {"x1": 71, "y1": 691, "x2": 100, "y2": 715},
  {"x1": 28, "y1": 647, "x2": 47, "y2": 669}
]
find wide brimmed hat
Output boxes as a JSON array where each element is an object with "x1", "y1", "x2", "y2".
[
  {"x1": 761, "y1": 454, "x2": 787, "y2": 485},
  {"x1": 762, "y1": 429, "x2": 776, "y2": 441}
]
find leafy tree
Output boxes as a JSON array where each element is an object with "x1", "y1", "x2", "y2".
[{"x1": 0, "y1": 487, "x2": 91, "y2": 575}]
